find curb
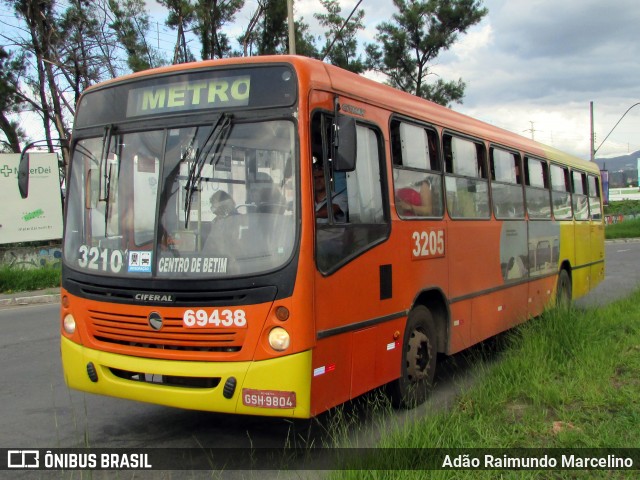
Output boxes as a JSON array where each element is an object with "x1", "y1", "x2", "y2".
[
  {"x1": 605, "y1": 238, "x2": 640, "y2": 244},
  {"x1": 0, "y1": 293, "x2": 60, "y2": 307}
]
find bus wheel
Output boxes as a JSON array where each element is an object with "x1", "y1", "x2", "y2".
[
  {"x1": 388, "y1": 306, "x2": 437, "y2": 409},
  {"x1": 556, "y1": 269, "x2": 572, "y2": 306}
]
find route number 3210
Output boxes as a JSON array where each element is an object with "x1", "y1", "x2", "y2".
[{"x1": 411, "y1": 229, "x2": 445, "y2": 259}]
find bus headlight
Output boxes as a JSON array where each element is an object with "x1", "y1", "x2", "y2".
[
  {"x1": 63, "y1": 314, "x2": 76, "y2": 335},
  {"x1": 268, "y1": 327, "x2": 290, "y2": 351}
]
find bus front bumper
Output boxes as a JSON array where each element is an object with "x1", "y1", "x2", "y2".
[{"x1": 61, "y1": 336, "x2": 312, "y2": 418}]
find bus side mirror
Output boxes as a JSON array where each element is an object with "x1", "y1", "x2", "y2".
[
  {"x1": 333, "y1": 115, "x2": 357, "y2": 172},
  {"x1": 18, "y1": 152, "x2": 30, "y2": 199}
]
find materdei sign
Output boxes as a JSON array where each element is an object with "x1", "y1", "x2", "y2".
[{"x1": 0, "y1": 153, "x2": 63, "y2": 244}]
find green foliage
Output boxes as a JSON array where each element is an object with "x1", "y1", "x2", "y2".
[
  {"x1": 605, "y1": 217, "x2": 640, "y2": 239},
  {"x1": 605, "y1": 199, "x2": 640, "y2": 216},
  {"x1": 159, "y1": 0, "x2": 197, "y2": 63},
  {"x1": 315, "y1": 0, "x2": 366, "y2": 73},
  {"x1": 258, "y1": 0, "x2": 288, "y2": 55},
  {"x1": 330, "y1": 293, "x2": 640, "y2": 476},
  {"x1": 0, "y1": 265, "x2": 61, "y2": 293},
  {"x1": 0, "y1": 46, "x2": 27, "y2": 153},
  {"x1": 108, "y1": 0, "x2": 161, "y2": 72},
  {"x1": 195, "y1": 0, "x2": 245, "y2": 59},
  {"x1": 365, "y1": 0, "x2": 487, "y2": 106}
]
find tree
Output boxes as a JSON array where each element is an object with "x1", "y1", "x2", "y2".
[
  {"x1": 108, "y1": 0, "x2": 162, "y2": 72},
  {"x1": 315, "y1": 0, "x2": 365, "y2": 73},
  {"x1": 366, "y1": 0, "x2": 487, "y2": 106},
  {"x1": 195, "y1": 0, "x2": 244, "y2": 59},
  {"x1": 292, "y1": 18, "x2": 319, "y2": 59},
  {"x1": 159, "y1": 0, "x2": 197, "y2": 64},
  {"x1": 0, "y1": 47, "x2": 27, "y2": 153},
  {"x1": 258, "y1": 0, "x2": 287, "y2": 55},
  {"x1": 11, "y1": 0, "x2": 70, "y2": 161},
  {"x1": 59, "y1": 0, "x2": 105, "y2": 106},
  {"x1": 239, "y1": 1, "x2": 318, "y2": 58}
]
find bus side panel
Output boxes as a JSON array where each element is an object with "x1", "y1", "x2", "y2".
[
  {"x1": 507, "y1": 282, "x2": 530, "y2": 326},
  {"x1": 573, "y1": 221, "x2": 592, "y2": 298},
  {"x1": 590, "y1": 221, "x2": 605, "y2": 290},
  {"x1": 310, "y1": 335, "x2": 352, "y2": 416},
  {"x1": 350, "y1": 318, "x2": 404, "y2": 400},
  {"x1": 448, "y1": 301, "x2": 472, "y2": 354},
  {"x1": 527, "y1": 275, "x2": 556, "y2": 317},
  {"x1": 470, "y1": 290, "x2": 505, "y2": 346},
  {"x1": 447, "y1": 221, "x2": 504, "y2": 302},
  {"x1": 448, "y1": 220, "x2": 504, "y2": 349}
]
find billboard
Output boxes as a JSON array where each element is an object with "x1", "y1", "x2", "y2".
[{"x1": 0, "y1": 153, "x2": 63, "y2": 244}]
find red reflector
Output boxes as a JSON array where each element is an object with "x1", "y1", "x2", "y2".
[{"x1": 242, "y1": 389, "x2": 296, "y2": 409}]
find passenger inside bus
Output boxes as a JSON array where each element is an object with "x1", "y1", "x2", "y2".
[{"x1": 396, "y1": 179, "x2": 434, "y2": 216}]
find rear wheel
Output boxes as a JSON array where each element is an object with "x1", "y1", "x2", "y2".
[
  {"x1": 556, "y1": 269, "x2": 572, "y2": 306},
  {"x1": 388, "y1": 306, "x2": 437, "y2": 409}
]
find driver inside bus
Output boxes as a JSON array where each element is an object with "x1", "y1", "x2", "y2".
[
  {"x1": 209, "y1": 190, "x2": 236, "y2": 220},
  {"x1": 313, "y1": 158, "x2": 347, "y2": 223}
]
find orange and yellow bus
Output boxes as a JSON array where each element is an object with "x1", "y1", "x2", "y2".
[{"x1": 56, "y1": 55, "x2": 604, "y2": 418}]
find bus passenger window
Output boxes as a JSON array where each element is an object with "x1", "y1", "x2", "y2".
[
  {"x1": 524, "y1": 157, "x2": 551, "y2": 219},
  {"x1": 588, "y1": 174, "x2": 602, "y2": 220},
  {"x1": 490, "y1": 147, "x2": 524, "y2": 219},
  {"x1": 572, "y1": 171, "x2": 589, "y2": 220},
  {"x1": 550, "y1": 164, "x2": 572, "y2": 219},
  {"x1": 391, "y1": 119, "x2": 443, "y2": 218},
  {"x1": 443, "y1": 134, "x2": 490, "y2": 219}
]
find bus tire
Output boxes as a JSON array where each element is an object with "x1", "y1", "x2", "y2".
[
  {"x1": 388, "y1": 305, "x2": 437, "y2": 409},
  {"x1": 556, "y1": 269, "x2": 572, "y2": 306}
]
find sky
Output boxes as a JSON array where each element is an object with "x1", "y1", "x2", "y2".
[
  {"x1": 2, "y1": 0, "x2": 638, "y2": 161},
  {"x1": 143, "y1": 0, "x2": 640, "y2": 161}
]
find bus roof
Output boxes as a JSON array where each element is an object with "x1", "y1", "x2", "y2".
[{"x1": 82, "y1": 55, "x2": 599, "y2": 175}]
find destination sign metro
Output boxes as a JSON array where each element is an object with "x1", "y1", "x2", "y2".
[{"x1": 126, "y1": 76, "x2": 251, "y2": 117}]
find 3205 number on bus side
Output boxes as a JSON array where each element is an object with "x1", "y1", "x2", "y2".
[{"x1": 411, "y1": 229, "x2": 445, "y2": 259}]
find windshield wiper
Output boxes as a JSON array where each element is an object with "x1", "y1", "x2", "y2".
[
  {"x1": 183, "y1": 113, "x2": 232, "y2": 227},
  {"x1": 98, "y1": 125, "x2": 113, "y2": 202},
  {"x1": 96, "y1": 125, "x2": 120, "y2": 236}
]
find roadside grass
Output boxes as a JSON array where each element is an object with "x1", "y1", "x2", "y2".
[
  {"x1": 330, "y1": 291, "x2": 640, "y2": 478},
  {"x1": 606, "y1": 217, "x2": 640, "y2": 240},
  {"x1": 0, "y1": 265, "x2": 60, "y2": 293}
]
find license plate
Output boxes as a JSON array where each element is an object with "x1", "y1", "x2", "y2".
[{"x1": 242, "y1": 389, "x2": 296, "y2": 409}]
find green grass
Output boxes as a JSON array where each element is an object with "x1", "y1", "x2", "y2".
[
  {"x1": 330, "y1": 292, "x2": 640, "y2": 477},
  {"x1": 605, "y1": 217, "x2": 640, "y2": 240},
  {"x1": 0, "y1": 265, "x2": 61, "y2": 293}
]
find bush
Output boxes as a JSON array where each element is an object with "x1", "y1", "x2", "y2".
[
  {"x1": 605, "y1": 217, "x2": 640, "y2": 239},
  {"x1": 0, "y1": 265, "x2": 61, "y2": 293}
]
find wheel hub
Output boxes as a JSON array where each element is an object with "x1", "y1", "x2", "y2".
[{"x1": 407, "y1": 330, "x2": 430, "y2": 381}]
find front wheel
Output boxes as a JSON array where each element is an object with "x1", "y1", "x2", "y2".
[{"x1": 387, "y1": 306, "x2": 437, "y2": 409}]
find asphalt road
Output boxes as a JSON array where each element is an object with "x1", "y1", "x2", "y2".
[{"x1": 1, "y1": 241, "x2": 638, "y2": 473}]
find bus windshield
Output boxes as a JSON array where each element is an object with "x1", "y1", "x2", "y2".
[{"x1": 64, "y1": 119, "x2": 297, "y2": 279}]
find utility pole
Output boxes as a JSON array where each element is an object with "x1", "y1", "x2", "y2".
[
  {"x1": 524, "y1": 121, "x2": 536, "y2": 140},
  {"x1": 590, "y1": 101, "x2": 595, "y2": 161},
  {"x1": 287, "y1": 0, "x2": 296, "y2": 55}
]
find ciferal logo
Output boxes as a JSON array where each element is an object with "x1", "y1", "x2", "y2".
[
  {"x1": 7, "y1": 450, "x2": 39, "y2": 468},
  {"x1": 148, "y1": 312, "x2": 163, "y2": 331},
  {"x1": 134, "y1": 293, "x2": 174, "y2": 303}
]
